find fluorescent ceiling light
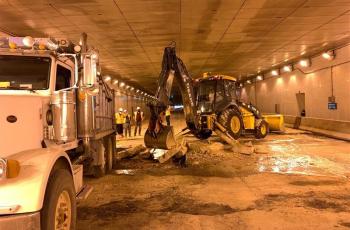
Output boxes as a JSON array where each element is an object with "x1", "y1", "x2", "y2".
[
  {"x1": 299, "y1": 59, "x2": 311, "y2": 67},
  {"x1": 322, "y1": 50, "x2": 335, "y2": 60},
  {"x1": 283, "y1": 65, "x2": 292, "y2": 72},
  {"x1": 271, "y1": 69, "x2": 279, "y2": 76}
]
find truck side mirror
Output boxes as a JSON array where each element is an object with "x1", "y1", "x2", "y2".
[{"x1": 81, "y1": 54, "x2": 99, "y2": 95}]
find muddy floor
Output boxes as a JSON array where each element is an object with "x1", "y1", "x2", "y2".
[{"x1": 77, "y1": 117, "x2": 350, "y2": 230}]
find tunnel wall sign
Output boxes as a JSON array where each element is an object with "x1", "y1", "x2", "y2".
[{"x1": 328, "y1": 102, "x2": 337, "y2": 110}]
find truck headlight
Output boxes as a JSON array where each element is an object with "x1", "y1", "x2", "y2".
[{"x1": 0, "y1": 158, "x2": 20, "y2": 179}]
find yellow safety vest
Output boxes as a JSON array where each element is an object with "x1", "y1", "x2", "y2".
[
  {"x1": 115, "y1": 113, "x2": 124, "y2": 124},
  {"x1": 166, "y1": 108, "x2": 171, "y2": 116}
]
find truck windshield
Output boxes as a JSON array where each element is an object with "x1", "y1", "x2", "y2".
[{"x1": 0, "y1": 55, "x2": 51, "y2": 90}]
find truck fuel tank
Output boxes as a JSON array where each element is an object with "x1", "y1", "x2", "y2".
[{"x1": 51, "y1": 91, "x2": 77, "y2": 143}]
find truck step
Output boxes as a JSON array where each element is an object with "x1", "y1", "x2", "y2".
[{"x1": 76, "y1": 184, "x2": 93, "y2": 201}]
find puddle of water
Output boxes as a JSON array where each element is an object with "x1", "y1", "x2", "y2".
[
  {"x1": 257, "y1": 153, "x2": 349, "y2": 178},
  {"x1": 268, "y1": 138, "x2": 324, "y2": 146},
  {"x1": 114, "y1": 169, "x2": 137, "y2": 175}
]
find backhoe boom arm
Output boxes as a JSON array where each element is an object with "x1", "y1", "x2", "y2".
[{"x1": 150, "y1": 46, "x2": 197, "y2": 132}]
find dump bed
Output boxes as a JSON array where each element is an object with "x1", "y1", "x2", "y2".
[{"x1": 94, "y1": 77, "x2": 115, "y2": 139}]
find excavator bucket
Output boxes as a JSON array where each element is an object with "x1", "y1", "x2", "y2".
[
  {"x1": 262, "y1": 114, "x2": 285, "y2": 133},
  {"x1": 144, "y1": 45, "x2": 198, "y2": 150},
  {"x1": 144, "y1": 126, "x2": 177, "y2": 150}
]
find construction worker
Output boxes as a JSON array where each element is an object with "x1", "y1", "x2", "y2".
[
  {"x1": 115, "y1": 108, "x2": 125, "y2": 137},
  {"x1": 123, "y1": 109, "x2": 131, "y2": 138},
  {"x1": 134, "y1": 106, "x2": 144, "y2": 136},
  {"x1": 165, "y1": 106, "x2": 171, "y2": 126}
]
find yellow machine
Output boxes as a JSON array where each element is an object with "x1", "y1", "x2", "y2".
[
  {"x1": 195, "y1": 73, "x2": 284, "y2": 139},
  {"x1": 145, "y1": 46, "x2": 284, "y2": 150}
]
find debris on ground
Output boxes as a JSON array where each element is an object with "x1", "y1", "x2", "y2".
[
  {"x1": 255, "y1": 145, "x2": 270, "y2": 154},
  {"x1": 245, "y1": 141, "x2": 253, "y2": 147},
  {"x1": 187, "y1": 142, "x2": 210, "y2": 154},
  {"x1": 138, "y1": 149, "x2": 152, "y2": 159},
  {"x1": 208, "y1": 142, "x2": 225, "y2": 152},
  {"x1": 153, "y1": 148, "x2": 176, "y2": 163},
  {"x1": 114, "y1": 144, "x2": 146, "y2": 161},
  {"x1": 186, "y1": 138, "x2": 255, "y2": 156},
  {"x1": 152, "y1": 139, "x2": 188, "y2": 163},
  {"x1": 78, "y1": 129, "x2": 350, "y2": 230},
  {"x1": 213, "y1": 129, "x2": 255, "y2": 155},
  {"x1": 114, "y1": 132, "x2": 257, "y2": 168},
  {"x1": 235, "y1": 143, "x2": 255, "y2": 155}
]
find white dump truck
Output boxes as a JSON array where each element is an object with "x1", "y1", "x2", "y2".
[{"x1": 0, "y1": 33, "x2": 116, "y2": 229}]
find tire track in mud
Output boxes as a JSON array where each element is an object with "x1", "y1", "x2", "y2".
[
  {"x1": 78, "y1": 187, "x2": 253, "y2": 220},
  {"x1": 78, "y1": 188, "x2": 350, "y2": 222},
  {"x1": 254, "y1": 190, "x2": 350, "y2": 213}
]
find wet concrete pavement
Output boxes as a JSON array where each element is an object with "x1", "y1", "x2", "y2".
[{"x1": 77, "y1": 116, "x2": 350, "y2": 229}]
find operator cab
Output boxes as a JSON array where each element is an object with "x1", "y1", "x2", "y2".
[{"x1": 196, "y1": 74, "x2": 238, "y2": 114}]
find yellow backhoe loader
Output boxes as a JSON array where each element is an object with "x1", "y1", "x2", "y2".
[{"x1": 144, "y1": 46, "x2": 284, "y2": 150}]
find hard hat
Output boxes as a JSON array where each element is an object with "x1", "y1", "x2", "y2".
[
  {"x1": 119, "y1": 108, "x2": 123, "y2": 112},
  {"x1": 137, "y1": 106, "x2": 140, "y2": 110}
]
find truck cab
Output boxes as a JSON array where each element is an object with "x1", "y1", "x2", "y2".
[
  {"x1": 0, "y1": 51, "x2": 75, "y2": 156},
  {"x1": 0, "y1": 34, "x2": 116, "y2": 229}
]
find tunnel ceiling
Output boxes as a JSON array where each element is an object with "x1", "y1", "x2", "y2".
[{"x1": 0, "y1": 0, "x2": 349, "y2": 93}]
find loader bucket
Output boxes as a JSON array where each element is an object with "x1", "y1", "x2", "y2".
[
  {"x1": 144, "y1": 126, "x2": 177, "y2": 150},
  {"x1": 262, "y1": 114, "x2": 285, "y2": 133}
]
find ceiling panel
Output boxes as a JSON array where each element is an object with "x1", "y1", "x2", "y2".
[{"x1": 0, "y1": 0, "x2": 349, "y2": 92}]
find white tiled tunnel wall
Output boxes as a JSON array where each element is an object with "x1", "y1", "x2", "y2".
[{"x1": 241, "y1": 44, "x2": 350, "y2": 121}]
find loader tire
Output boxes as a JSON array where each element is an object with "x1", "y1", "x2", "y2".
[
  {"x1": 41, "y1": 169, "x2": 76, "y2": 230},
  {"x1": 219, "y1": 108, "x2": 243, "y2": 139},
  {"x1": 255, "y1": 119, "x2": 269, "y2": 139}
]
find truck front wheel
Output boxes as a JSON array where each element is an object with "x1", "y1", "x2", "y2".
[{"x1": 41, "y1": 169, "x2": 76, "y2": 230}]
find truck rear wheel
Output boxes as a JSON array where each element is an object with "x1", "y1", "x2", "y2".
[
  {"x1": 255, "y1": 119, "x2": 269, "y2": 139},
  {"x1": 41, "y1": 169, "x2": 76, "y2": 230},
  {"x1": 219, "y1": 108, "x2": 243, "y2": 139}
]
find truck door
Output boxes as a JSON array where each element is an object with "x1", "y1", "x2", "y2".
[{"x1": 51, "y1": 62, "x2": 77, "y2": 142}]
